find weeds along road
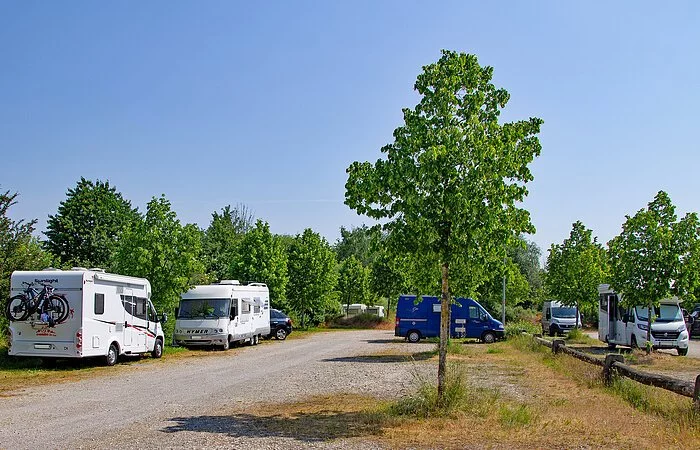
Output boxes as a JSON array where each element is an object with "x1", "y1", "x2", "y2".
[
  {"x1": 0, "y1": 330, "x2": 430, "y2": 449},
  {"x1": 584, "y1": 331, "x2": 700, "y2": 358}
]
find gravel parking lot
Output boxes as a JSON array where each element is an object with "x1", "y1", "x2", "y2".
[{"x1": 0, "y1": 330, "x2": 433, "y2": 449}]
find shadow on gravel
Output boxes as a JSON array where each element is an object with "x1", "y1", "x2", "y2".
[
  {"x1": 364, "y1": 339, "x2": 405, "y2": 344},
  {"x1": 322, "y1": 351, "x2": 434, "y2": 363},
  {"x1": 162, "y1": 411, "x2": 383, "y2": 442}
]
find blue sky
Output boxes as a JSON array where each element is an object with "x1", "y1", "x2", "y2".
[{"x1": 2, "y1": 1, "x2": 699, "y2": 260}]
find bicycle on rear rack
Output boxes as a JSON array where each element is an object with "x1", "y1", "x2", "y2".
[{"x1": 5, "y1": 281, "x2": 70, "y2": 326}]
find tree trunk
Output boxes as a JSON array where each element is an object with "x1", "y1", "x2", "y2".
[
  {"x1": 437, "y1": 261, "x2": 450, "y2": 404},
  {"x1": 575, "y1": 302, "x2": 580, "y2": 329},
  {"x1": 646, "y1": 301, "x2": 652, "y2": 355}
]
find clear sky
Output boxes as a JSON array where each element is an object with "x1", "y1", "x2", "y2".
[{"x1": 2, "y1": 1, "x2": 699, "y2": 261}]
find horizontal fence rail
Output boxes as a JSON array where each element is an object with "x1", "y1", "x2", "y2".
[{"x1": 525, "y1": 332, "x2": 700, "y2": 412}]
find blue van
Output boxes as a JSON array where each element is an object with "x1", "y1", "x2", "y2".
[{"x1": 395, "y1": 295, "x2": 505, "y2": 343}]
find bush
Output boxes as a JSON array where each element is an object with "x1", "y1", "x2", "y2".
[
  {"x1": 505, "y1": 320, "x2": 540, "y2": 339},
  {"x1": 330, "y1": 313, "x2": 386, "y2": 329}
]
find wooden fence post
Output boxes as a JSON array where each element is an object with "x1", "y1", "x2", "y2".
[
  {"x1": 552, "y1": 339, "x2": 565, "y2": 354},
  {"x1": 603, "y1": 354, "x2": 625, "y2": 385},
  {"x1": 694, "y1": 374, "x2": 700, "y2": 413}
]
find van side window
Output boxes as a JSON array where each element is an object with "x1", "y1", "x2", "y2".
[
  {"x1": 134, "y1": 297, "x2": 147, "y2": 320},
  {"x1": 95, "y1": 293, "x2": 105, "y2": 315},
  {"x1": 545, "y1": 308, "x2": 551, "y2": 320},
  {"x1": 469, "y1": 306, "x2": 479, "y2": 319},
  {"x1": 121, "y1": 295, "x2": 135, "y2": 316},
  {"x1": 148, "y1": 302, "x2": 158, "y2": 322},
  {"x1": 599, "y1": 294, "x2": 607, "y2": 311}
]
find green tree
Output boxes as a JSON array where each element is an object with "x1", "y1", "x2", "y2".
[
  {"x1": 202, "y1": 204, "x2": 254, "y2": 281},
  {"x1": 111, "y1": 195, "x2": 204, "y2": 339},
  {"x1": 345, "y1": 51, "x2": 542, "y2": 401},
  {"x1": 286, "y1": 228, "x2": 338, "y2": 327},
  {"x1": 608, "y1": 191, "x2": 700, "y2": 353},
  {"x1": 370, "y1": 249, "x2": 409, "y2": 313},
  {"x1": 334, "y1": 225, "x2": 380, "y2": 266},
  {"x1": 1, "y1": 190, "x2": 54, "y2": 338},
  {"x1": 546, "y1": 221, "x2": 607, "y2": 328},
  {"x1": 45, "y1": 178, "x2": 139, "y2": 268},
  {"x1": 229, "y1": 219, "x2": 289, "y2": 309},
  {"x1": 337, "y1": 255, "x2": 372, "y2": 312}
]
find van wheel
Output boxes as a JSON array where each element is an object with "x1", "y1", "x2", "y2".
[
  {"x1": 678, "y1": 348, "x2": 688, "y2": 356},
  {"x1": 105, "y1": 343, "x2": 118, "y2": 366},
  {"x1": 607, "y1": 342, "x2": 617, "y2": 350},
  {"x1": 152, "y1": 339, "x2": 163, "y2": 358},
  {"x1": 548, "y1": 327, "x2": 555, "y2": 337},
  {"x1": 630, "y1": 335, "x2": 638, "y2": 349},
  {"x1": 407, "y1": 330, "x2": 421, "y2": 343},
  {"x1": 482, "y1": 331, "x2": 496, "y2": 344}
]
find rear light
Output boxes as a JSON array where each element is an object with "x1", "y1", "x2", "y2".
[
  {"x1": 395, "y1": 318, "x2": 400, "y2": 327},
  {"x1": 75, "y1": 329, "x2": 83, "y2": 352},
  {"x1": 287, "y1": 318, "x2": 292, "y2": 325}
]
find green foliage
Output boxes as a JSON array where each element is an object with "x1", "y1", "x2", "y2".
[
  {"x1": 330, "y1": 312, "x2": 385, "y2": 329},
  {"x1": 345, "y1": 50, "x2": 542, "y2": 401},
  {"x1": 202, "y1": 204, "x2": 253, "y2": 281},
  {"x1": 369, "y1": 250, "x2": 408, "y2": 313},
  {"x1": 608, "y1": 191, "x2": 700, "y2": 306},
  {"x1": 505, "y1": 320, "x2": 540, "y2": 339},
  {"x1": 1, "y1": 191, "x2": 55, "y2": 336},
  {"x1": 546, "y1": 221, "x2": 607, "y2": 327},
  {"x1": 334, "y1": 225, "x2": 380, "y2": 266},
  {"x1": 286, "y1": 228, "x2": 338, "y2": 327},
  {"x1": 229, "y1": 219, "x2": 288, "y2": 309},
  {"x1": 45, "y1": 178, "x2": 139, "y2": 268},
  {"x1": 337, "y1": 255, "x2": 372, "y2": 309},
  {"x1": 111, "y1": 196, "x2": 204, "y2": 338},
  {"x1": 498, "y1": 404, "x2": 537, "y2": 428}
]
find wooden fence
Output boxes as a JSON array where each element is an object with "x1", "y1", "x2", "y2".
[{"x1": 529, "y1": 334, "x2": 700, "y2": 412}]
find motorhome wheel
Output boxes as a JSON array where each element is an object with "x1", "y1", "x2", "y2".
[
  {"x1": 152, "y1": 339, "x2": 163, "y2": 358},
  {"x1": 678, "y1": 348, "x2": 688, "y2": 356},
  {"x1": 105, "y1": 344, "x2": 118, "y2": 366}
]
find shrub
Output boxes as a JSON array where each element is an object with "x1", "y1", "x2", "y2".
[{"x1": 505, "y1": 320, "x2": 540, "y2": 339}]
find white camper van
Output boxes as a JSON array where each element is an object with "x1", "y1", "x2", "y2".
[
  {"x1": 173, "y1": 280, "x2": 270, "y2": 350},
  {"x1": 7, "y1": 269, "x2": 167, "y2": 365},
  {"x1": 541, "y1": 300, "x2": 582, "y2": 336},
  {"x1": 598, "y1": 284, "x2": 689, "y2": 356}
]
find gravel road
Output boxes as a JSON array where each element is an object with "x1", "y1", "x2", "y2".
[{"x1": 0, "y1": 330, "x2": 432, "y2": 449}]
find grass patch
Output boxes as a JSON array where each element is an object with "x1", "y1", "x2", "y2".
[
  {"x1": 504, "y1": 320, "x2": 540, "y2": 338},
  {"x1": 486, "y1": 347, "x2": 504, "y2": 354},
  {"x1": 498, "y1": 404, "x2": 537, "y2": 428},
  {"x1": 565, "y1": 328, "x2": 597, "y2": 344}
]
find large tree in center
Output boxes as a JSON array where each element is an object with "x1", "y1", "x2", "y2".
[{"x1": 345, "y1": 51, "x2": 542, "y2": 402}]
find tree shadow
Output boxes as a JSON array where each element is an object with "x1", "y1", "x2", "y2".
[
  {"x1": 364, "y1": 339, "x2": 404, "y2": 344},
  {"x1": 162, "y1": 410, "x2": 385, "y2": 442},
  {"x1": 322, "y1": 351, "x2": 434, "y2": 363}
]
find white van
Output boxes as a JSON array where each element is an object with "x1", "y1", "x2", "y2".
[
  {"x1": 173, "y1": 280, "x2": 270, "y2": 350},
  {"x1": 598, "y1": 284, "x2": 689, "y2": 356},
  {"x1": 541, "y1": 300, "x2": 581, "y2": 336},
  {"x1": 8, "y1": 269, "x2": 166, "y2": 365}
]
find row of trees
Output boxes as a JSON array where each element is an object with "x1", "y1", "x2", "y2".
[{"x1": 546, "y1": 191, "x2": 700, "y2": 348}]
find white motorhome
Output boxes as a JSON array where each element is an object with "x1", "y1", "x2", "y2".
[
  {"x1": 598, "y1": 284, "x2": 689, "y2": 356},
  {"x1": 541, "y1": 300, "x2": 582, "y2": 336},
  {"x1": 8, "y1": 269, "x2": 166, "y2": 365},
  {"x1": 173, "y1": 280, "x2": 270, "y2": 350}
]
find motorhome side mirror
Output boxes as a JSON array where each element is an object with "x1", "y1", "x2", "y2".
[
  {"x1": 161, "y1": 313, "x2": 168, "y2": 323},
  {"x1": 230, "y1": 306, "x2": 236, "y2": 319},
  {"x1": 622, "y1": 314, "x2": 629, "y2": 323}
]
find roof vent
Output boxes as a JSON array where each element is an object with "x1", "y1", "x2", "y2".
[
  {"x1": 89, "y1": 268, "x2": 106, "y2": 273},
  {"x1": 71, "y1": 267, "x2": 89, "y2": 271},
  {"x1": 42, "y1": 267, "x2": 58, "y2": 271},
  {"x1": 218, "y1": 280, "x2": 240, "y2": 285}
]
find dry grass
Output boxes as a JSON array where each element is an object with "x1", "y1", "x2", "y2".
[{"x1": 238, "y1": 339, "x2": 700, "y2": 449}]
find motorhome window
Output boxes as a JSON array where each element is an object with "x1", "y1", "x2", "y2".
[
  {"x1": 94, "y1": 293, "x2": 105, "y2": 315},
  {"x1": 121, "y1": 295, "x2": 135, "y2": 316},
  {"x1": 599, "y1": 295, "x2": 607, "y2": 311},
  {"x1": 134, "y1": 297, "x2": 147, "y2": 320},
  {"x1": 242, "y1": 301, "x2": 251, "y2": 314},
  {"x1": 469, "y1": 306, "x2": 479, "y2": 319},
  {"x1": 148, "y1": 302, "x2": 158, "y2": 322},
  {"x1": 177, "y1": 298, "x2": 231, "y2": 319},
  {"x1": 635, "y1": 304, "x2": 682, "y2": 323},
  {"x1": 551, "y1": 307, "x2": 576, "y2": 318}
]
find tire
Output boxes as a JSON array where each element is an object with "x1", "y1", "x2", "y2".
[
  {"x1": 105, "y1": 343, "x2": 118, "y2": 366},
  {"x1": 275, "y1": 327, "x2": 288, "y2": 340},
  {"x1": 482, "y1": 331, "x2": 496, "y2": 344},
  {"x1": 630, "y1": 335, "x2": 638, "y2": 349},
  {"x1": 607, "y1": 342, "x2": 617, "y2": 350},
  {"x1": 407, "y1": 330, "x2": 421, "y2": 343},
  {"x1": 677, "y1": 348, "x2": 688, "y2": 356},
  {"x1": 46, "y1": 295, "x2": 70, "y2": 324},
  {"x1": 548, "y1": 327, "x2": 555, "y2": 337},
  {"x1": 253, "y1": 335, "x2": 259, "y2": 345},
  {"x1": 6, "y1": 295, "x2": 29, "y2": 321},
  {"x1": 152, "y1": 339, "x2": 163, "y2": 358}
]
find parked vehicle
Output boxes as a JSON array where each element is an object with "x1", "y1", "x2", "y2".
[
  {"x1": 268, "y1": 308, "x2": 292, "y2": 340},
  {"x1": 7, "y1": 268, "x2": 166, "y2": 365},
  {"x1": 541, "y1": 300, "x2": 582, "y2": 336},
  {"x1": 173, "y1": 280, "x2": 270, "y2": 350},
  {"x1": 598, "y1": 284, "x2": 689, "y2": 356},
  {"x1": 688, "y1": 310, "x2": 700, "y2": 339},
  {"x1": 395, "y1": 295, "x2": 504, "y2": 343}
]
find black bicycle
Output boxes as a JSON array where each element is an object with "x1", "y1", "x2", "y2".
[{"x1": 5, "y1": 281, "x2": 70, "y2": 325}]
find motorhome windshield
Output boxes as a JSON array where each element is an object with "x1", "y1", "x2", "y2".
[
  {"x1": 178, "y1": 298, "x2": 230, "y2": 319},
  {"x1": 551, "y1": 307, "x2": 577, "y2": 318},
  {"x1": 635, "y1": 304, "x2": 682, "y2": 323}
]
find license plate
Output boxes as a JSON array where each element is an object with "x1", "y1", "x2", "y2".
[
  {"x1": 191, "y1": 336, "x2": 201, "y2": 340},
  {"x1": 34, "y1": 344, "x2": 52, "y2": 350}
]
